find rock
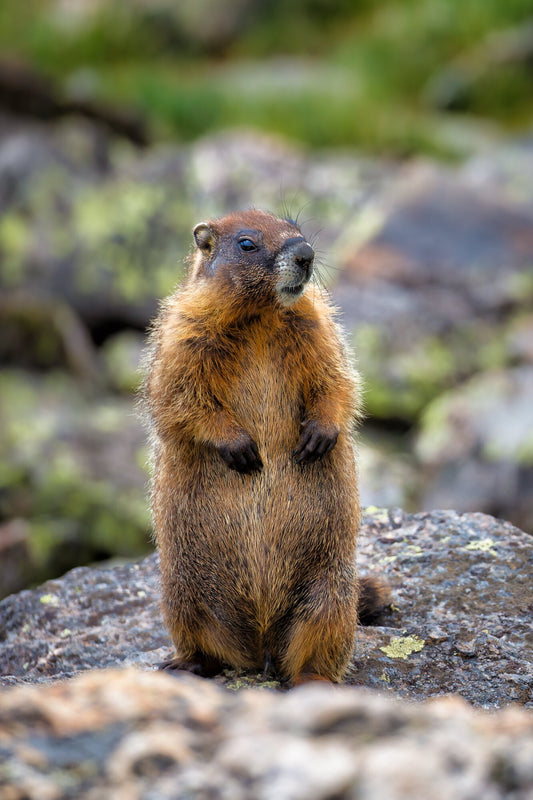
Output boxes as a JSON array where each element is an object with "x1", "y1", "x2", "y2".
[
  {"x1": 0, "y1": 124, "x2": 391, "y2": 339},
  {"x1": 415, "y1": 367, "x2": 533, "y2": 533},
  {"x1": 0, "y1": 118, "x2": 188, "y2": 335},
  {"x1": 165, "y1": 0, "x2": 256, "y2": 53},
  {"x1": 0, "y1": 113, "x2": 117, "y2": 211},
  {"x1": 0, "y1": 370, "x2": 151, "y2": 597},
  {"x1": 464, "y1": 138, "x2": 533, "y2": 213},
  {"x1": 1, "y1": 509, "x2": 531, "y2": 709},
  {"x1": 330, "y1": 150, "x2": 533, "y2": 531},
  {"x1": 0, "y1": 519, "x2": 33, "y2": 599},
  {"x1": 0, "y1": 58, "x2": 148, "y2": 145},
  {"x1": 185, "y1": 130, "x2": 391, "y2": 254},
  {"x1": 334, "y1": 160, "x2": 533, "y2": 421},
  {"x1": 0, "y1": 667, "x2": 532, "y2": 800}
]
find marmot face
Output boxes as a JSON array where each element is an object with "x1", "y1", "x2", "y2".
[{"x1": 191, "y1": 209, "x2": 315, "y2": 307}]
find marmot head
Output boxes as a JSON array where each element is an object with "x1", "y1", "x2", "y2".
[{"x1": 190, "y1": 209, "x2": 315, "y2": 307}]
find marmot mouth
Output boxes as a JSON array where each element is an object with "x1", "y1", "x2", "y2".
[{"x1": 281, "y1": 284, "x2": 304, "y2": 296}]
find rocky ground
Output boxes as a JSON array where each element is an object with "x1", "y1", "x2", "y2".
[
  {"x1": 0, "y1": 507, "x2": 532, "y2": 799},
  {"x1": 1, "y1": 508, "x2": 531, "y2": 706},
  {"x1": 1, "y1": 114, "x2": 533, "y2": 596},
  {"x1": 1, "y1": 669, "x2": 533, "y2": 800}
]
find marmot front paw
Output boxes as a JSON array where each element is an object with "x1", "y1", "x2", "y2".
[
  {"x1": 293, "y1": 420, "x2": 339, "y2": 464},
  {"x1": 217, "y1": 433, "x2": 263, "y2": 473}
]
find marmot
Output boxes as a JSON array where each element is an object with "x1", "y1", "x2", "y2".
[{"x1": 143, "y1": 209, "x2": 384, "y2": 685}]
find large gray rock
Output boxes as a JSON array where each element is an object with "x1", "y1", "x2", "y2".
[
  {"x1": 1, "y1": 509, "x2": 531, "y2": 708},
  {"x1": 333, "y1": 160, "x2": 533, "y2": 421},
  {"x1": 416, "y1": 367, "x2": 533, "y2": 533},
  {"x1": 0, "y1": 667, "x2": 532, "y2": 800}
]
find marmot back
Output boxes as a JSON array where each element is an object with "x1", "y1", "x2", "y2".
[{"x1": 143, "y1": 209, "x2": 381, "y2": 685}]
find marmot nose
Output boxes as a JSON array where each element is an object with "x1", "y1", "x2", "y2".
[{"x1": 293, "y1": 241, "x2": 315, "y2": 278}]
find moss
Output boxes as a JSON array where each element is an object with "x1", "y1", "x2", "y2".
[
  {"x1": 338, "y1": 206, "x2": 386, "y2": 254},
  {"x1": 0, "y1": 216, "x2": 33, "y2": 288},
  {"x1": 516, "y1": 431, "x2": 533, "y2": 465},
  {"x1": 0, "y1": 370, "x2": 152, "y2": 583},
  {"x1": 0, "y1": 216, "x2": 29, "y2": 256},
  {"x1": 1, "y1": 170, "x2": 189, "y2": 314},
  {"x1": 415, "y1": 393, "x2": 455, "y2": 463},
  {"x1": 225, "y1": 675, "x2": 281, "y2": 691},
  {"x1": 379, "y1": 555, "x2": 397, "y2": 565},
  {"x1": 380, "y1": 635, "x2": 425, "y2": 660},
  {"x1": 478, "y1": 337, "x2": 509, "y2": 371},
  {"x1": 69, "y1": 180, "x2": 188, "y2": 303},
  {"x1": 353, "y1": 325, "x2": 462, "y2": 421},
  {"x1": 505, "y1": 271, "x2": 533, "y2": 303},
  {"x1": 400, "y1": 337, "x2": 455, "y2": 397},
  {"x1": 101, "y1": 331, "x2": 144, "y2": 395}
]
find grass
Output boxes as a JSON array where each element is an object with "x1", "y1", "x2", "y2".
[{"x1": 1, "y1": 0, "x2": 533, "y2": 157}]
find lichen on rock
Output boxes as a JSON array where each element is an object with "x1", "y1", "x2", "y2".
[{"x1": 380, "y1": 634, "x2": 425, "y2": 660}]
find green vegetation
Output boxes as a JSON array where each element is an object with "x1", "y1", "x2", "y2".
[
  {"x1": 1, "y1": 0, "x2": 533, "y2": 157},
  {"x1": 0, "y1": 370, "x2": 152, "y2": 587}
]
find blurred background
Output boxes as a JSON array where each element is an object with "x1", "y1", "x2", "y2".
[{"x1": 1, "y1": 0, "x2": 533, "y2": 598}]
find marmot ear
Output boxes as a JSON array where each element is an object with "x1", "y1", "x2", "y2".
[{"x1": 193, "y1": 222, "x2": 215, "y2": 251}]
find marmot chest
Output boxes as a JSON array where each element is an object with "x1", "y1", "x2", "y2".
[{"x1": 224, "y1": 333, "x2": 303, "y2": 453}]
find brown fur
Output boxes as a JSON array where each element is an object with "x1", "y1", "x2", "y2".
[{"x1": 142, "y1": 209, "x2": 374, "y2": 685}]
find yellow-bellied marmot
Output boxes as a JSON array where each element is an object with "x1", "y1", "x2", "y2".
[{"x1": 143, "y1": 209, "x2": 384, "y2": 685}]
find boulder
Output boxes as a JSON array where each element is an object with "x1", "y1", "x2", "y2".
[
  {"x1": 416, "y1": 367, "x2": 533, "y2": 533},
  {"x1": 333, "y1": 160, "x2": 533, "y2": 421},
  {"x1": 1, "y1": 509, "x2": 531, "y2": 709},
  {"x1": 0, "y1": 667, "x2": 532, "y2": 800}
]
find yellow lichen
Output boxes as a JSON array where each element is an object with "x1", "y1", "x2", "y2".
[
  {"x1": 39, "y1": 593, "x2": 60, "y2": 606},
  {"x1": 464, "y1": 539, "x2": 497, "y2": 556},
  {"x1": 364, "y1": 506, "x2": 390, "y2": 523},
  {"x1": 404, "y1": 545, "x2": 423, "y2": 556},
  {"x1": 380, "y1": 635, "x2": 425, "y2": 660}
]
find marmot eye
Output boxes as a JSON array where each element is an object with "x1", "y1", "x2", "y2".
[{"x1": 238, "y1": 238, "x2": 257, "y2": 252}]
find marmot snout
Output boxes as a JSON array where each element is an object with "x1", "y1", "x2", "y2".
[{"x1": 275, "y1": 238, "x2": 315, "y2": 304}]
